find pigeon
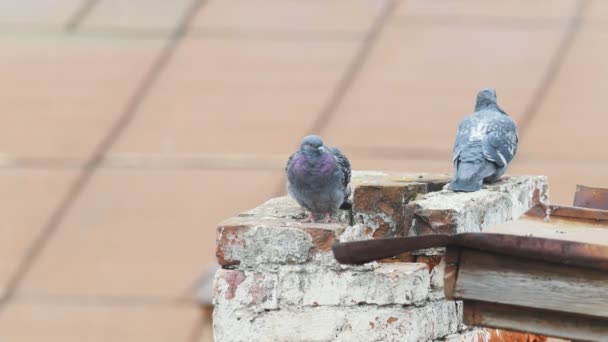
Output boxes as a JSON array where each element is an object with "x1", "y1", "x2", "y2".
[
  {"x1": 448, "y1": 88, "x2": 519, "y2": 192},
  {"x1": 286, "y1": 135, "x2": 351, "y2": 223}
]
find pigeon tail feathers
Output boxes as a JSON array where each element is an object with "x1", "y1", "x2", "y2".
[{"x1": 448, "y1": 161, "x2": 497, "y2": 192}]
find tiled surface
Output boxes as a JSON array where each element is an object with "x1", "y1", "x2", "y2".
[
  {"x1": 519, "y1": 27, "x2": 608, "y2": 162},
  {"x1": 323, "y1": 23, "x2": 567, "y2": 152},
  {"x1": 111, "y1": 37, "x2": 359, "y2": 156},
  {"x1": 510, "y1": 161, "x2": 608, "y2": 206},
  {"x1": 191, "y1": 0, "x2": 384, "y2": 34},
  {"x1": 19, "y1": 170, "x2": 281, "y2": 298},
  {"x1": 0, "y1": 301, "x2": 200, "y2": 342},
  {"x1": 0, "y1": 0, "x2": 82, "y2": 27},
  {"x1": 349, "y1": 156, "x2": 452, "y2": 175},
  {"x1": 0, "y1": 170, "x2": 77, "y2": 298},
  {"x1": 79, "y1": 0, "x2": 193, "y2": 32},
  {"x1": 0, "y1": 37, "x2": 163, "y2": 159},
  {"x1": 0, "y1": 0, "x2": 605, "y2": 341},
  {"x1": 395, "y1": 0, "x2": 579, "y2": 20},
  {"x1": 584, "y1": 0, "x2": 608, "y2": 24}
]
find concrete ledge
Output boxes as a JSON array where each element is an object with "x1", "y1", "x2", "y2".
[{"x1": 408, "y1": 176, "x2": 548, "y2": 236}]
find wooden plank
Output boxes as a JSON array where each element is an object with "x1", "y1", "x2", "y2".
[
  {"x1": 464, "y1": 300, "x2": 608, "y2": 341},
  {"x1": 454, "y1": 249, "x2": 608, "y2": 318},
  {"x1": 443, "y1": 246, "x2": 460, "y2": 300}
]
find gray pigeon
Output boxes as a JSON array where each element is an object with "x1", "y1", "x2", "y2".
[
  {"x1": 448, "y1": 88, "x2": 518, "y2": 192},
  {"x1": 286, "y1": 135, "x2": 351, "y2": 223}
]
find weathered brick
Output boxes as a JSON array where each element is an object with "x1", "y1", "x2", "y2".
[
  {"x1": 439, "y1": 328, "x2": 551, "y2": 342},
  {"x1": 278, "y1": 263, "x2": 430, "y2": 307},
  {"x1": 214, "y1": 269, "x2": 278, "y2": 311},
  {"x1": 216, "y1": 197, "x2": 347, "y2": 266},
  {"x1": 214, "y1": 263, "x2": 430, "y2": 310},
  {"x1": 439, "y1": 328, "x2": 490, "y2": 342},
  {"x1": 408, "y1": 176, "x2": 548, "y2": 236},
  {"x1": 378, "y1": 252, "x2": 416, "y2": 264},
  {"x1": 214, "y1": 300, "x2": 462, "y2": 342},
  {"x1": 352, "y1": 171, "x2": 451, "y2": 239},
  {"x1": 485, "y1": 329, "x2": 549, "y2": 342},
  {"x1": 416, "y1": 255, "x2": 444, "y2": 272},
  {"x1": 217, "y1": 221, "x2": 317, "y2": 266}
]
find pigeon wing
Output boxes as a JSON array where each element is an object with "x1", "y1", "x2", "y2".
[
  {"x1": 327, "y1": 147, "x2": 351, "y2": 189},
  {"x1": 453, "y1": 116, "x2": 475, "y2": 162},
  {"x1": 481, "y1": 116, "x2": 518, "y2": 168}
]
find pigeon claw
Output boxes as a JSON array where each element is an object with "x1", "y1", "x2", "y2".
[
  {"x1": 321, "y1": 213, "x2": 334, "y2": 223},
  {"x1": 301, "y1": 213, "x2": 316, "y2": 223}
]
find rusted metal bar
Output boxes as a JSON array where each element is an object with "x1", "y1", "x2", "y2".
[
  {"x1": 332, "y1": 232, "x2": 608, "y2": 271},
  {"x1": 573, "y1": 184, "x2": 608, "y2": 210},
  {"x1": 331, "y1": 234, "x2": 450, "y2": 265}
]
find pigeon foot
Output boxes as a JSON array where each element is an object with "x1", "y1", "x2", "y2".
[{"x1": 301, "y1": 213, "x2": 316, "y2": 223}]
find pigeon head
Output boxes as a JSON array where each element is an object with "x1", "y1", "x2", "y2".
[
  {"x1": 300, "y1": 135, "x2": 324, "y2": 153},
  {"x1": 475, "y1": 88, "x2": 498, "y2": 111}
]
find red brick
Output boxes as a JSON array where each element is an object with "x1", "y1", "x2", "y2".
[
  {"x1": 216, "y1": 224, "x2": 248, "y2": 266},
  {"x1": 215, "y1": 269, "x2": 246, "y2": 300},
  {"x1": 407, "y1": 205, "x2": 458, "y2": 236},
  {"x1": 352, "y1": 172, "x2": 450, "y2": 239},
  {"x1": 378, "y1": 253, "x2": 416, "y2": 264},
  {"x1": 485, "y1": 329, "x2": 548, "y2": 342},
  {"x1": 304, "y1": 228, "x2": 337, "y2": 253},
  {"x1": 415, "y1": 255, "x2": 443, "y2": 272}
]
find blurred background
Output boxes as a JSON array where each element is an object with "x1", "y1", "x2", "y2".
[{"x1": 0, "y1": 0, "x2": 606, "y2": 341}]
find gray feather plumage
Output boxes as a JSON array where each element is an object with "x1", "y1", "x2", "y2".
[
  {"x1": 286, "y1": 135, "x2": 351, "y2": 221},
  {"x1": 448, "y1": 88, "x2": 518, "y2": 192}
]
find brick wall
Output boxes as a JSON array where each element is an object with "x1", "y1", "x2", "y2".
[{"x1": 212, "y1": 171, "x2": 549, "y2": 342}]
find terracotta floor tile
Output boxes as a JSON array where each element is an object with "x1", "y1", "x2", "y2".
[
  {"x1": 322, "y1": 23, "x2": 566, "y2": 156},
  {"x1": 0, "y1": 0, "x2": 82, "y2": 27},
  {"x1": 111, "y1": 37, "x2": 358, "y2": 156},
  {"x1": 0, "y1": 301, "x2": 199, "y2": 342},
  {"x1": 79, "y1": 0, "x2": 192, "y2": 32},
  {"x1": 510, "y1": 160, "x2": 608, "y2": 206},
  {"x1": 396, "y1": 0, "x2": 578, "y2": 20},
  {"x1": 584, "y1": 0, "x2": 608, "y2": 24},
  {"x1": 0, "y1": 170, "x2": 77, "y2": 298},
  {"x1": 0, "y1": 36, "x2": 163, "y2": 159},
  {"x1": 518, "y1": 28, "x2": 608, "y2": 163},
  {"x1": 191, "y1": 0, "x2": 384, "y2": 33},
  {"x1": 19, "y1": 169, "x2": 281, "y2": 298}
]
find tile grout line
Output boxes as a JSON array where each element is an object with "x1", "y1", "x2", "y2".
[
  {"x1": 2, "y1": 144, "x2": 608, "y2": 171},
  {"x1": 272, "y1": 0, "x2": 401, "y2": 197},
  {"x1": 64, "y1": 0, "x2": 101, "y2": 32},
  {"x1": 517, "y1": 0, "x2": 591, "y2": 137},
  {"x1": 391, "y1": 14, "x2": 578, "y2": 30},
  {"x1": 0, "y1": 0, "x2": 207, "y2": 315},
  {"x1": 11, "y1": 292, "x2": 198, "y2": 307},
  {"x1": 8, "y1": 17, "x2": 608, "y2": 42}
]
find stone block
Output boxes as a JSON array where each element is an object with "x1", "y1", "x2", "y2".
[{"x1": 408, "y1": 176, "x2": 548, "y2": 236}]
